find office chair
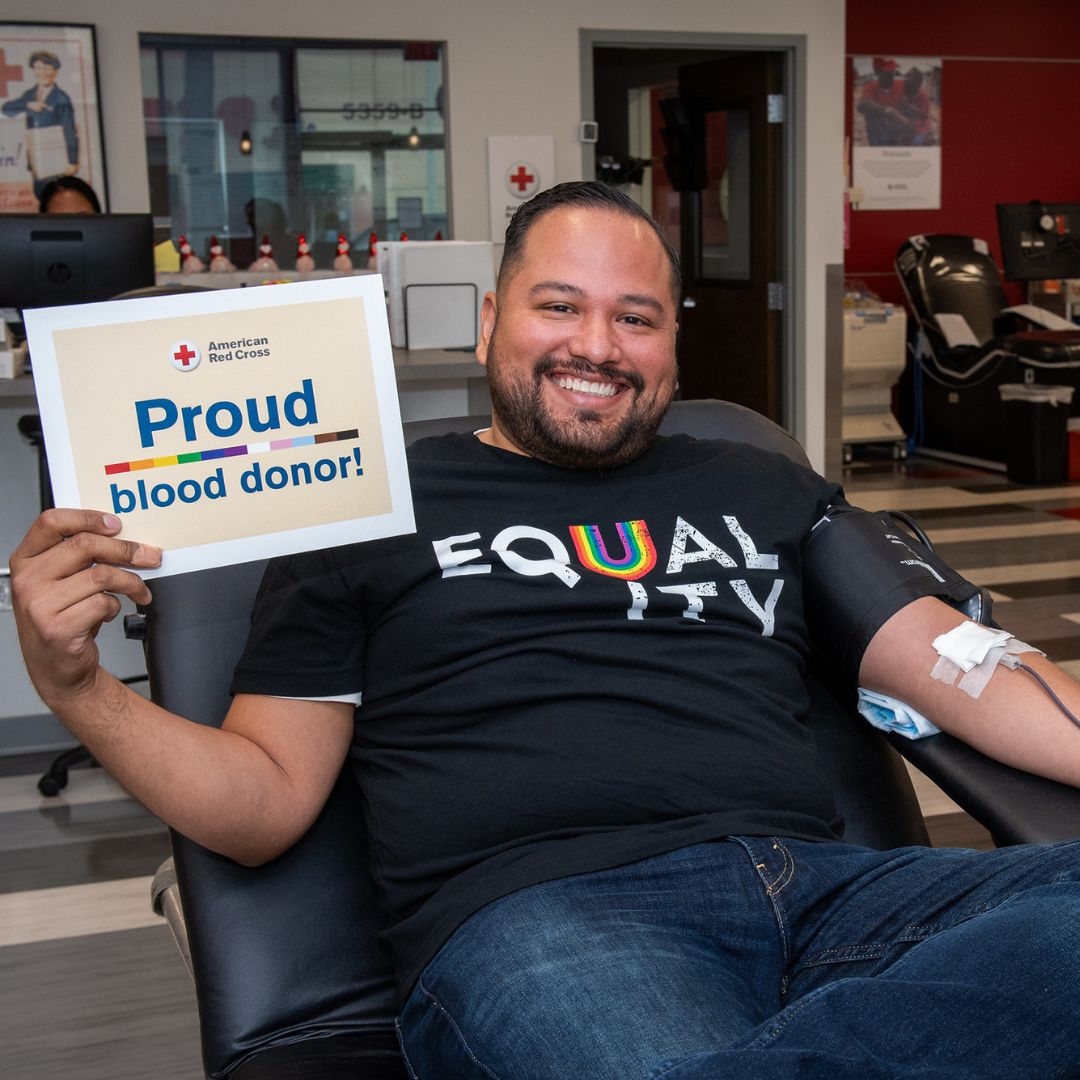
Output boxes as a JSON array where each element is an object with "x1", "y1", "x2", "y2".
[
  {"x1": 894, "y1": 233, "x2": 1080, "y2": 463},
  {"x1": 140, "y1": 401, "x2": 1080, "y2": 1079}
]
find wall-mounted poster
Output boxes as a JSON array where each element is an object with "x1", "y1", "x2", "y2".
[
  {"x1": 851, "y1": 55, "x2": 941, "y2": 211},
  {"x1": 0, "y1": 23, "x2": 105, "y2": 213}
]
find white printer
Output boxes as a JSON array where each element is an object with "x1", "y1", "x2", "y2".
[
  {"x1": 376, "y1": 240, "x2": 497, "y2": 351},
  {"x1": 842, "y1": 297, "x2": 907, "y2": 463}
]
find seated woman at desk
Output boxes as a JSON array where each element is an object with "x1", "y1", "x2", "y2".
[{"x1": 38, "y1": 175, "x2": 101, "y2": 215}]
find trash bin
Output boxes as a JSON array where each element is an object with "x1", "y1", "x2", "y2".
[{"x1": 998, "y1": 383, "x2": 1075, "y2": 484}]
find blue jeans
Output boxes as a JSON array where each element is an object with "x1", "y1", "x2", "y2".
[{"x1": 397, "y1": 837, "x2": 1080, "y2": 1079}]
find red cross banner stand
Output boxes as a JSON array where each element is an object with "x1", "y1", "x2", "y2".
[{"x1": 487, "y1": 135, "x2": 555, "y2": 241}]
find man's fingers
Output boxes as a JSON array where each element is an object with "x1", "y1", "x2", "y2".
[
  {"x1": 22, "y1": 562, "x2": 153, "y2": 621},
  {"x1": 11, "y1": 509, "x2": 161, "y2": 568},
  {"x1": 12, "y1": 509, "x2": 120, "y2": 560},
  {"x1": 31, "y1": 589, "x2": 125, "y2": 647},
  {"x1": 11, "y1": 510, "x2": 160, "y2": 709},
  {"x1": 79, "y1": 562, "x2": 154, "y2": 608},
  {"x1": 61, "y1": 530, "x2": 162, "y2": 572},
  {"x1": 16, "y1": 568, "x2": 149, "y2": 685}
]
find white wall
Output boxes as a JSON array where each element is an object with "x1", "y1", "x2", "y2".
[
  {"x1": 6, "y1": 0, "x2": 845, "y2": 455},
  {"x1": 0, "y1": 0, "x2": 845, "y2": 741}
]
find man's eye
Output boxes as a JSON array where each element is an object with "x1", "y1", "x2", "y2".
[{"x1": 620, "y1": 314, "x2": 652, "y2": 327}]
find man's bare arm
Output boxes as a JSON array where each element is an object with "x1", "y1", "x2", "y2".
[
  {"x1": 860, "y1": 595, "x2": 1080, "y2": 788},
  {"x1": 11, "y1": 509, "x2": 352, "y2": 864}
]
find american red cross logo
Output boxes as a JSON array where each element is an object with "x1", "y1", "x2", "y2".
[
  {"x1": 509, "y1": 165, "x2": 535, "y2": 191},
  {"x1": 506, "y1": 162, "x2": 539, "y2": 199},
  {"x1": 0, "y1": 50, "x2": 23, "y2": 98},
  {"x1": 169, "y1": 340, "x2": 201, "y2": 372}
]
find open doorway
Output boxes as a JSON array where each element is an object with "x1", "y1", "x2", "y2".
[{"x1": 586, "y1": 37, "x2": 793, "y2": 426}]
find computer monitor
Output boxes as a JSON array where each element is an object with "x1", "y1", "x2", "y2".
[
  {"x1": 996, "y1": 202, "x2": 1080, "y2": 282},
  {"x1": 0, "y1": 213, "x2": 155, "y2": 313}
]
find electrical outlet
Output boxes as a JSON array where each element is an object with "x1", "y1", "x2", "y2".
[{"x1": 0, "y1": 568, "x2": 11, "y2": 612}]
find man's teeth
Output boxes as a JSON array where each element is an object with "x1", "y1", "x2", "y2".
[{"x1": 554, "y1": 376, "x2": 618, "y2": 397}]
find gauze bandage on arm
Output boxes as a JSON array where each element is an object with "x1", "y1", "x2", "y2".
[{"x1": 930, "y1": 621, "x2": 1044, "y2": 700}]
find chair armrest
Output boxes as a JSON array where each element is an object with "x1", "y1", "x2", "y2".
[
  {"x1": 151, "y1": 856, "x2": 193, "y2": 981},
  {"x1": 888, "y1": 732, "x2": 1080, "y2": 846}
]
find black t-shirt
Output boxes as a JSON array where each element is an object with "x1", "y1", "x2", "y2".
[{"x1": 232, "y1": 432, "x2": 845, "y2": 997}]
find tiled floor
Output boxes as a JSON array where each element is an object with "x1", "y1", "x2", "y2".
[
  {"x1": 0, "y1": 751, "x2": 202, "y2": 1080},
  {"x1": 3, "y1": 448, "x2": 1080, "y2": 1079}
]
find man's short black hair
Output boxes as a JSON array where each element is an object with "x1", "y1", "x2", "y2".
[{"x1": 498, "y1": 180, "x2": 681, "y2": 303}]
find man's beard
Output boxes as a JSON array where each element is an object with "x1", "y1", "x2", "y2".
[{"x1": 484, "y1": 330, "x2": 677, "y2": 471}]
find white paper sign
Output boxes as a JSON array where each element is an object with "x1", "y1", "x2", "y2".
[
  {"x1": 487, "y1": 135, "x2": 556, "y2": 240},
  {"x1": 24, "y1": 275, "x2": 415, "y2": 577}
]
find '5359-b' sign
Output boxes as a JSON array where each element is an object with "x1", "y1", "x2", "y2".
[{"x1": 341, "y1": 102, "x2": 428, "y2": 121}]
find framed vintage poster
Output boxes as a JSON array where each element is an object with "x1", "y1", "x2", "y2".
[{"x1": 0, "y1": 23, "x2": 106, "y2": 213}]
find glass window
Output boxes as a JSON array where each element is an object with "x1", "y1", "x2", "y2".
[
  {"x1": 699, "y1": 105, "x2": 750, "y2": 281},
  {"x1": 140, "y1": 34, "x2": 448, "y2": 269}
]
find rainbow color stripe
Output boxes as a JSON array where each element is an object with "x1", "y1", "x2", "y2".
[
  {"x1": 104, "y1": 428, "x2": 360, "y2": 476},
  {"x1": 569, "y1": 520, "x2": 657, "y2": 580}
]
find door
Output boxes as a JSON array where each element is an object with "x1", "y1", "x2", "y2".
[{"x1": 672, "y1": 54, "x2": 784, "y2": 420}]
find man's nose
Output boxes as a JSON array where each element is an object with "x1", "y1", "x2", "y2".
[{"x1": 567, "y1": 314, "x2": 619, "y2": 365}]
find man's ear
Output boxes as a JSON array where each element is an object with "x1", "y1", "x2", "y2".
[{"x1": 476, "y1": 291, "x2": 497, "y2": 368}]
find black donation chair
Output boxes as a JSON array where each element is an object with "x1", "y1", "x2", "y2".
[
  {"x1": 140, "y1": 401, "x2": 1080, "y2": 1079},
  {"x1": 895, "y1": 233, "x2": 1080, "y2": 465}
]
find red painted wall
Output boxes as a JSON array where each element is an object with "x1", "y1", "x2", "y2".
[{"x1": 845, "y1": 0, "x2": 1080, "y2": 307}]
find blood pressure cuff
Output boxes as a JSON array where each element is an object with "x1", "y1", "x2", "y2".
[{"x1": 803, "y1": 503, "x2": 986, "y2": 684}]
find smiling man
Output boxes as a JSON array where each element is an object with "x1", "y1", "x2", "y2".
[
  {"x1": 10, "y1": 181, "x2": 1080, "y2": 1080},
  {"x1": 477, "y1": 186, "x2": 679, "y2": 469}
]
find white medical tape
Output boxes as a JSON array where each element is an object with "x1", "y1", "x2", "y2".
[
  {"x1": 930, "y1": 621, "x2": 1044, "y2": 699},
  {"x1": 929, "y1": 654, "x2": 964, "y2": 685},
  {"x1": 932, "y1": 621, "x2": 1010, "y2": 670}
]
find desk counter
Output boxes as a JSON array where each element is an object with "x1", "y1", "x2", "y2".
[
  {"x1": 0, "y1": 374, "x2": 35, "y2": 404},
  {"x1": 1, "y1": 347, "x2": 485, "y2": 403}
]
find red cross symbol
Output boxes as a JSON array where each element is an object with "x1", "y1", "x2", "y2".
[
  {"x1": 173, "y1": 343, "x2": 197, "y2": 367},
  {"x1": 169, "y1": 340, "x2": 201, "y2": 372},
  {"x1": 508, "y1": 165, "x2": 535, "y2": 192},
  {"x1": 0, "y1": 50, "x2": 23, "y2": 98}
]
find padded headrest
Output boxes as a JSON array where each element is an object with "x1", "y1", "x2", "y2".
[
  {"x1": 896, "y1": 234, "x2": 1007, "y2": 345},
  {"x1": 403, "y1": 398, "x2": 810, "y2": 468}
]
